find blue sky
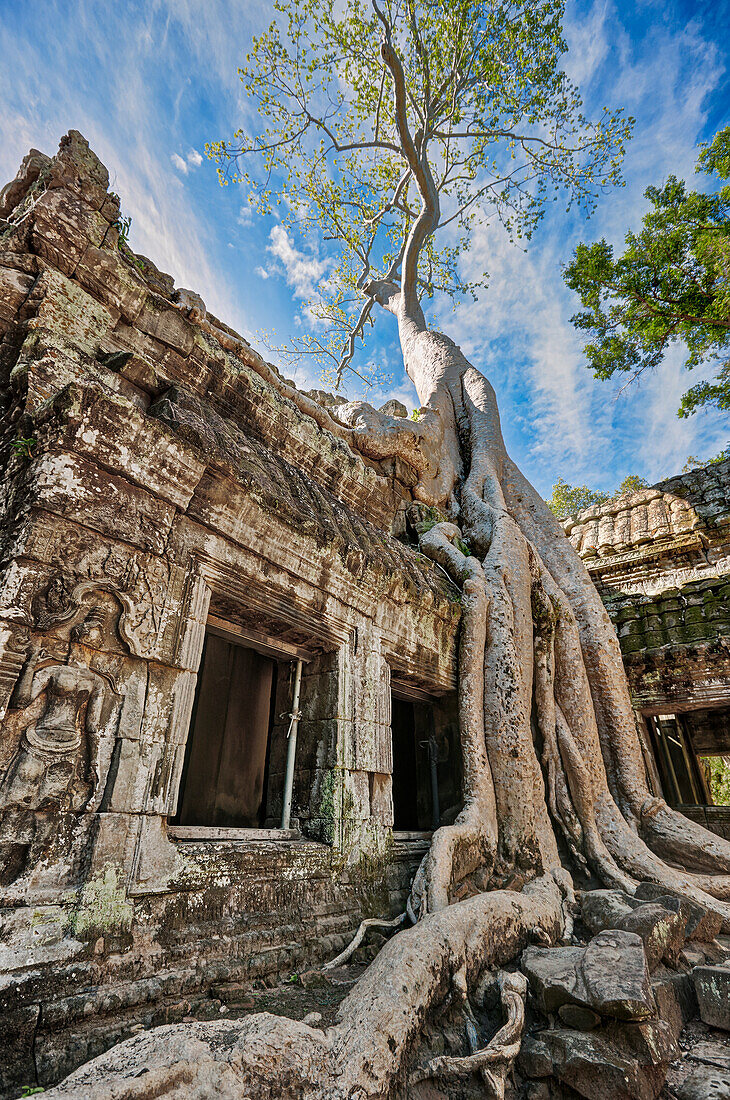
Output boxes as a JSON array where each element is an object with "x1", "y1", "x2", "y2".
[{"x1": 1, "y1": 0, "x2": 728, "y2": 496}]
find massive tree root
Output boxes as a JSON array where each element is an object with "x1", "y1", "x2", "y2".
[
  {"x1": 410, "y1": 968, "x2": 529, "y2": 1098},
  {"x1": 45, "y1": 878, "x2": 563, "y2": 1099},
  {"x1": 381, "y1": 318, "x2": 730, "y2": 931}
]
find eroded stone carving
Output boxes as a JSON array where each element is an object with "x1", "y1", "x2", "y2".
[
  {"x1": 0, "y1": 610, "x2": 116, "y2": 814},
  {"x1": 32, "y1": 571, "x2": 164, "y2": 659}
]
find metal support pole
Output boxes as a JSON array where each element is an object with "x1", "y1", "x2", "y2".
[
  {"x1": 428, "y1": 735, "x2": 440, "y2": 830},
  {"x1": 281, "y1": 658, "x2": 303, "y2": 831}
]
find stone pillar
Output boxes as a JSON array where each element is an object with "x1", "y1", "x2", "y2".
[{"x1": 324, "y1": 621, "x2": 394, "y2": 859}]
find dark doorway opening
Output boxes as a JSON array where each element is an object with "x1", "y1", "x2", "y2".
[
  {"x1": 644, "y1": 712, "x2": 712, "y2": 807},
  {"x1": 174, "y1": 631, "x2": 278, "y2": 828},
  {"x1": 644, "y1": 707, "x2": 730, "y2": 809},
  {"x1": 391, "y1": 688, "x2": 461, "y2": 832},
  {"x1": 391, "y1": 695, "x2": 422, "y2": 830}
]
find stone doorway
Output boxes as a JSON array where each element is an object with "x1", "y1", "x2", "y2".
[
  {"x1": 174, "y1": 630, "x2": 279, "y2": 828},
  {"x1": 390, "y1": 687, "x2": 461, "y2": 833}
]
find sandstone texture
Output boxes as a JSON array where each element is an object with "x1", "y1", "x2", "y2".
[
  {"x1": 693, "y1": 965, "x2": 730, "y2": 1031},
  {"x1": 0, "y1": 131, "x2": 462, "y2": 1095}
]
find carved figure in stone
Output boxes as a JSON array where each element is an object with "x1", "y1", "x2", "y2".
[
  {"x1": 0, "y1": 611, "x2": 113, "y2": 813},
  {"x1": 32, "y1": 570, "x2": 164, "y2": 658}
]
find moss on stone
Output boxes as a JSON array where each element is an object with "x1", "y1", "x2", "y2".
[{"x1": 66, "y1": 865, "x2": 133, "y2": 939}]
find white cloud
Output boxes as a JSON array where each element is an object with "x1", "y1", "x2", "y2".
[
  {"x1": 432, "y1": 0, "x2": 728, "y2": 493},
  {"x1": 267, "y1": 225, "x2": 328, "y2": 299},
  {"x1": 563, "y1": 2, "x2": 611, "y2": 90},
  {"x1": 1, "y1": 0, "x2": 726, "y2": 493},
  {"x1": 0, "y1": 2, "x2": 255, "y2": 342}
]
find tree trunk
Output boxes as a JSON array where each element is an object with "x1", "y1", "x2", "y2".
[{"x1": 394, "y1": 315, "x2": 730, "y2": 920}]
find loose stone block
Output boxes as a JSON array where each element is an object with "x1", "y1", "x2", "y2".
[{"x1": 694, "y1": 965, "x2": 730, "y2": 1031}]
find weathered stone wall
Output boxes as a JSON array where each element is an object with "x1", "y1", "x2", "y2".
[
  {"x1": 0, "y1": 133, "x2": 461, "y2": 1096},
  {"x1": 566, "y1": 469, "x2": 730, "y2": 837},
  {"x1": 565, "y1": 468, "x2": 730, "y2": 714}
]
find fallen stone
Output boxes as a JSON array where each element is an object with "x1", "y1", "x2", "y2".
[
  {"x1": 522, "y1": 930, "x2": 655, "y2": 1022},
  {"x1": 693, "y1": 966, "x2": 730, "y2": 1031},
  {"x1": 521, "y1": 944, "x2": 585, "y2": 1015},
  {"x1": 580, "y1": 888, "x2": 635, "y2": 935},
  {"x1": 519, "y1": 1019, "x2": 677, "y2": 1100},
  {"x1": 580, "y1": 930, "x2": 656, "y2": 1021},
  {"x1": 616, "y1": 901, "x2": 687, "y2": 971},
  {"x1": 634, "y1": 882, "x2": 723, "y2": 942},
  {"x1": 681, "y1": 945, "x2": 710, "y2": 969},
  {"x1": 651, "y1": 969, "x2": 697, "y2": 1039},
  {"x1": 672, "y1": 1064, "x2": 730, "y2": 1100},
  {"x1": 558, "y1": 1003, "x2": 602, "y2": 1030},
  {"x1": 687, "y1": 1039, "x2": 730, "y2": 1070}
]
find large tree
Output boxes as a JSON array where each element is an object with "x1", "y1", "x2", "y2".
[
  {"x1": 50, "y1": 3, "x2": 730, "y2": 1097},
  {"x1": 564, "y1": 125, "x2": 730, "y2": 417}
]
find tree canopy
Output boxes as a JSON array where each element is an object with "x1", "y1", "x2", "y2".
[
  {"x1": 209, "y1": 0, "x2": 632, "y2": 390},
  {"x1": 546, "y1": 473, "x2": 649, "y2": 519},
  {"x1": 564, "y1": 125, "x2": 730, "y2": 418}
]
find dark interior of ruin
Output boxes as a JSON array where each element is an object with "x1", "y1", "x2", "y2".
[
  {"x1": 174, "y1": 631, "x2": 279, "y2": 828},
  {"x1": 391, "y1": 690, "x2": 462, "y2": 832}
]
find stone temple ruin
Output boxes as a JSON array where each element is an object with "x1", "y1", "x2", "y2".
[
  {"x1": 564, "y1": 473, "x2": 730, "y2": 843},
  {"x1": 0, "y1": 133, "x2": 728, "y2": 1099}
]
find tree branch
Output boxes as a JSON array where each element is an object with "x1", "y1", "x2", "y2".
[{"x1": 373, "y1": 0, "x2": 439, "y2": 324}]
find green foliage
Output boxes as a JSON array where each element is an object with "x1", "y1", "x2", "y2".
[
  {"x1": 682, "y1": 445, "x2": 729, "y2": 472},
  {"x1": 113, "y1": 214, "x2": 132, "y2": 249},
  {"x1": 112, "y1": 213, "x2": 144, "y2": 272},
  {"x1": 546, "y1": 476, "x2": 610, "y2": 518},
  {"x1": 210, "y1": 0, "x2": 632, "y2": 389},
  {"x1": 21, "y1": 1088, "x2": 44, "y2": 1096},
  {"x1": 615, "y1": 474, "x2": 649, "y2": 494},
  {"x1": 546, "y1": 473, "x2": 649, "y2": 518},
  {"x1": 564, "y1": 125, "x2": 730, "y2": 417},
  {"x1": 700, "y1": 756, "x2": 730, "y2": 806},
  {"x1": 11, "y1": 437, "x2": 36, "y2": 460}
]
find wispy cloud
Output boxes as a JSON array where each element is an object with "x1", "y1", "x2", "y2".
[
  {"x1": 267, "y1": 225, "x2": 329, "y2": 299},
  {"x1": 433, "y1": 0, "x2": 728, "y2": 493},
  {"x1": 170, "y1": 149, "x2": 204, "y2": 173},
  {"x1": 0, "y1": 0, "x2": 255, "y2": 339},
  {"x1": 0, "y1": 0, "x2": 727, "y2": 494}
]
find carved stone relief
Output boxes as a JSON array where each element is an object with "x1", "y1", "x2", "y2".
[
  {"x1": 32, "y1": 567, "x2": 167, "y2": 659},
  {"x1": 0, "y1": 607, "x2": 123, "y2": 816}
]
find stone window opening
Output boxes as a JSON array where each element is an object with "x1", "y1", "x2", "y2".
[
  {"x1": 171, "y1": 620, "x2": 312, "y2": 839},
  {"x1": 390, "y1": 683, "x2": 462, "y2": 836},
  {"x1": 643, "y1": 711, "x2": 717, "y2": 807},
  {"x1": 642, "y1": 708, "x2": 730, "y2": 839}
]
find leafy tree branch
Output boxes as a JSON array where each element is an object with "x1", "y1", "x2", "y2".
[{"x1": 564, "y1": 125, "x2": 730, "y2": 418}]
